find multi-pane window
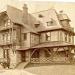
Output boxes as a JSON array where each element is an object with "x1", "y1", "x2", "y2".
[{"x1": 46, "y1": 32, "x2": 51, "y2": 41}]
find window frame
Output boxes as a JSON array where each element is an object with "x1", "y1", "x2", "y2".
[
  {"x1": 46, "y1": 21, "x2": 53, "y2": 26},
  {"x1": 24, "y1": 33, "x2": 27, "y2": 41},
  {"x1": 64, "y1": 32, "x2": 67, "y2": 42},
  {"x1": 45, "y1": 32, "x2": 51, "y2": 41}
]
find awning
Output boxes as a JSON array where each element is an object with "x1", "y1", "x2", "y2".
[{"x1": 32, "y1": 42, "x2": 75, "y2": 49}]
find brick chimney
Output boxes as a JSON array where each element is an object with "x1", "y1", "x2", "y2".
[{"x1": 22, "y1": 4, "x2": 28, "y2": 24}]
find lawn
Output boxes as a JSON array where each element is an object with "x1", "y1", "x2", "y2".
[{"x1": 25, "y1": 65, "x2": 75, "y2": 75}]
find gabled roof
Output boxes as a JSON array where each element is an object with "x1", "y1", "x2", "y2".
[
  {"x1": 0, "y1": 5, "x2": 74, "y2": 34},
  {"x1": 32, "y1": 8, "x2": 74, "y2": 33},
  {"x1": 7, "y1": 5, "x2": 23, "y2": 25},
  {"x1": 0, "y1": 5, "x2": 37, "y2": 33}
]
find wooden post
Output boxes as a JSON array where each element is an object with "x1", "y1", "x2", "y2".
[
  {"x1": 68, "y1": 47, "x2": 72, "y2": 63},
  {"x1": 30, "y1": 49, "x2": 37, "y2": 57}
]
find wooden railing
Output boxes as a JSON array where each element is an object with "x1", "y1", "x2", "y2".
[{"x1": 0, "y1": 25, "x2": 13, "y2": 31}]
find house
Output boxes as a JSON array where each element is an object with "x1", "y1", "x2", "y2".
[{"x1": 0, "y1": 4, "x2": 75, "y2": 69}]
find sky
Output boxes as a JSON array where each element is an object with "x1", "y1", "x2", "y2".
[{"x1": 0, "y1": 0, "x2": 75, "y2": 29}]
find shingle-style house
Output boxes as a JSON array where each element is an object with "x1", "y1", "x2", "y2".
[{"x1": 0, "y1": 4, "x2": 75, "y2": 69}]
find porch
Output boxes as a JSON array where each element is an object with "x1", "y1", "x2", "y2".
[
  {"x1": 30, "y1": 47, "x2": 70, "y2": 63},
  {"x1": 17, "y1": 42, "x2": 75, "y2": 64}
]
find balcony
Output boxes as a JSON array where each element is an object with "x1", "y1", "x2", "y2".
[{"x1": 0, "y1": 25, "x2": 14, "y2": 32}]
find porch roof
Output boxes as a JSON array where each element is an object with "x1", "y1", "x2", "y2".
[
  {"x1": 17, "y1": 42, "x2": 75, "y2": 51},
  {"x1": 32, "y1": 42, "x2": 75, "y2": 49}
]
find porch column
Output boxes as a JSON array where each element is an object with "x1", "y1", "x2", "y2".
[{"x1": 68, "y1": 47, "x2": 73, "y2": 63}]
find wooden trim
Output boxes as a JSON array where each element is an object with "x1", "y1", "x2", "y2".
[
  {"x1": 30, "y1": 49, "x2": 37, "y2": 57},
  {"x1": 38, "y1": 28, "x2": 75, "y2": 35},
  {"x1": 43, "y1": 48, "x2": 51, "y2": 55},
  {"x1": 30, "y1": 32, "x2": 31, "y2": 47}
]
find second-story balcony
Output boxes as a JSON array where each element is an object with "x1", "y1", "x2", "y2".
[{"x1": 0, "y1": 25, "x2": 13, "y2": 32}]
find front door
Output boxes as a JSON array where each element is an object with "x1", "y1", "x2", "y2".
[{"x1": 21, "y1": 51, "x2": 25, "y2": 62}]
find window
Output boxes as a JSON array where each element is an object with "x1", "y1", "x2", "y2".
[
  {"x1": 7, "y1": 20, "x2": 11, "y2": 26},
  {"x1": 47, "y1": 21, "x2": 53, "y2": 26},
  {"x1": 47, "y1": 18, "x2": 55, "y2": 26},
  {"x1": 69, "y1": 34, "x2": 71, "y2": 42},
  {"x1": 46, "y1": 32, "x2": 51, "y2": 41},
  {"x1": 3, "y1": 49, "x2": 9, "y2": 59},
  {"x1": 24, "y1": 33, "x2": 27, "y2": 40},
  {"x1": 13, "y1": 30, "x2": 16, "y2": 41},
  {"x1": 4, "y1": 20, "x2": 7, "y2": 27},
  {"x1": 2, "y1": 34, "x2": 5, "y2": 41},
  {"x1": 65, "y1": 32, "x2": 67, "y2": 42},
  {"x1": 38, "y1": 14, "x2": 43, "y2": 18},
  {"x1": 6, "y1": 33, "x2": 10, "y2": 42},
  {"x1": 35, "y1": 24, "x2": 40, "y2": 28}
]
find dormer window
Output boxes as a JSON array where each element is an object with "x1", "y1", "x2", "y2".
[
  {"x1": 47, "y1": 21, "x2": 53, "y2": 26},
  {"x1": 35, "y1": 21, "x2": 40, "y2": 28},
  {"x1": 38, "y1": 14, "x2": 43, "y2": 18},
  {"x1": 35, "y1": 24, "x2": 40, "y2": 28},
  {"x1": 46, "y1": 18, "x2": 55, "y2": 26}
]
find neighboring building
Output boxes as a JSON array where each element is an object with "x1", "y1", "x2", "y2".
[{"x1": 0, "y1": 4, "x2": 75, "y2": 69}]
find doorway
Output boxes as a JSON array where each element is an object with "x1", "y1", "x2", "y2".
[{"x1": 20, "y1": 51, "x2": 26, "y2": 62}]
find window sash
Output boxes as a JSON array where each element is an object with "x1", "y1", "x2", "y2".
[{"x1": 46, "y1": 32, "x2": 51, "y2": 41}]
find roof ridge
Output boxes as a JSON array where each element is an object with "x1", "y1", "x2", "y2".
[
  {"x1": 32, "y1": 8, "x2": 56, "y2": 14},
  {"x1": 7, "y1": 5, "x2": 22, "y2": 12}
]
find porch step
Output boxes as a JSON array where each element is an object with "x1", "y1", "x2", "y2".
[{"x1": 15, "y1": 62, "x2": 30, "y2": 69}]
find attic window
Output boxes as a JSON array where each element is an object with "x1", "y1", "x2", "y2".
[
  {"x1": 47, "y1": 21, "x2": 53, "y2": 26},
  {"x1": 38, "y1": 14, "x2": 43, "y2": 18},
  {"x1": 47, "y1": 18, "x2": 55, "y2": 26},
  {"x1": 35, "y1": 24, "x2": 40, "y2": 28}
]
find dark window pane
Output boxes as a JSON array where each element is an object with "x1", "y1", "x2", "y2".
[{"x1": 24, "y1": 33, "x2": 27, "y2": 40}]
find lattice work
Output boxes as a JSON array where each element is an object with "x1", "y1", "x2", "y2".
[{"x1": 31, "y1": 57, "x2": 52, "y2": 63}]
